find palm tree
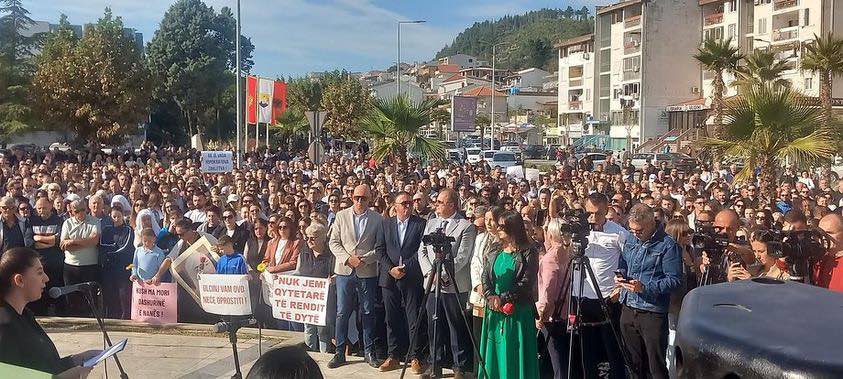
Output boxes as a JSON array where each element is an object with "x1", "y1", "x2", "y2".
[
  {"x1": 361, "y1": 95, "x2": 448, "y2": 174},
  {"x1": 702, "y1": 85, "x2": 837, "y2": 201},
  {"x1": 270, "y1": 109, "x2": 309, "y2": 151},
  {"x1": 801, "y1": 32, "x2": 843, "y2": 129},
  {"x1": 694, "y1": 37, "x2": 743, "y2": 138},
  {"x1": 734, "y1": 50, "x2": 791, "y2": 91}
]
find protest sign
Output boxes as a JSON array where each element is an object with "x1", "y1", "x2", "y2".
[
  {"x1": 199, "y1": 274, "x2": 252, "y2": 316},
  {"x1": 263, "y1": 273, "x2": 330, "y2": 326},
  {"x1": 506, "y1": 165, "x2": 525, "y2": 179},
  {"x1": 200, "y1": 151, "x2": 233, "y2": 173},
  {"x1": 170, "y1": 235, "x2": 219, "y2": 304},
  {"x1": 131, "y1": 282, "x2": 178, "y2": 324},
  {"x1": 525, "y1": 168, "x2": 540, "y2": 182}
]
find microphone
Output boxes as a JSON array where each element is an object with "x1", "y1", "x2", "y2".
[
  {"x1": 213, "y1": 318, "x2": 256, "y2": 333},
  {"x1": 48, "y1": 282, "x2": 99, "y2": 299}
]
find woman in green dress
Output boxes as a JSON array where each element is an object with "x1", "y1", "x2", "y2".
[{"x1": 479, "y1": 211, "x2": 540, "y2": 379}]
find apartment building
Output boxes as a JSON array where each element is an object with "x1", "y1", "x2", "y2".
[
  {"x1": 699, "y1": 0, "x2": 843, "y2": 99},
  {"x1": 556, "y1": 34, "x2": 596, "y2": 144},
  {"x1": 593, "y1": 0, "x2": 702, "y2": 151}
]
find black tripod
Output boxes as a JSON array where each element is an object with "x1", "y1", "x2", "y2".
[
  {"x1": 560, "y1": 250, "x2": 631, "y2": 379},
  {"x1": 400, "y1": 244, "x2": 486, "y2": 379},
  {"x1": 213, "y1": 315, "x2": 255, "y2": 379},
  {"x1": 82, "y1": 288, "x2": 129, "y2": 379}
]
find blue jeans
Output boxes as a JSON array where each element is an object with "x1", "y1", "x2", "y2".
[{"x1": 335, "y1": 272, "x2": 378, "y2": 355}]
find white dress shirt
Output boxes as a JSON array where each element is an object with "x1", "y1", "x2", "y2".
[
  {"x1": 572, "y1": 220, "x2": 629, "y2": 299},
  {"x1": 397, "y1": 216, "x2": 409, "y2": 246}
]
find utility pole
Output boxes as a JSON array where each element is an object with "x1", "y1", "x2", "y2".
[
  {"x1": 396, "y1": 20, "x2": 425, "y2": 97},
  {"x1": 490, "y1": 42, "x2": 508, "y2": 149},
  {"x1": 235, "y1": 0, "x2": 242, "y2": 167}
]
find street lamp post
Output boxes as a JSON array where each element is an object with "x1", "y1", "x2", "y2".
[
  {"x1": 235, "y1": 0, "x2": 242, "y2": 168},
  {"x1": 397, "y1": 20, "x2": 426, "y2": 97},
  {"x1": 490, "y1": 42, "x2": 508, "y2": 149}
]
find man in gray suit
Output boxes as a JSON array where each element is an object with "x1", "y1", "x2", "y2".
[
  {"x1": 418, "y1": 189, "x2": 476, "y2": 378},
  {"x1": 328, "y1": 184, "x2": 385, "y2": 369}
]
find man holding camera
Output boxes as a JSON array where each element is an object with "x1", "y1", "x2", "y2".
[
  {"x1": 569, "y1": 193, "x2": 628, "y2": 377},
  {"x1": 701, "y1": 210, "x2": 754, "y2": 284},
  {"x1": 616, "y1": 203, "x2": 683, "y2": 379},
  {"x1": 814, "y1": 213, "x2": 843, "y2": 292},
  {"x1": 417, "y1": 189, "x2": 476, "y2": 378}
]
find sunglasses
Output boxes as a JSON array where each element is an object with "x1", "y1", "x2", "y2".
[
  {"x1": 353, "y1": 196, "x2": 368, "y2": 202},
  {"x1": 398, "y1": 201, "x2": 412, "y2": 206},
  {"x1": 304, "y1": 236, "x2": 318, "y2": 242}
]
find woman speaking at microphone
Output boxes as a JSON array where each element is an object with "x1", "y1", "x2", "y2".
[{"x1": 0, "y1": 247, "x2": 100, "y2": 378}]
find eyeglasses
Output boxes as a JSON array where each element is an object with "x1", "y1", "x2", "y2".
[
  {"x1": 224, "y1": 215, "x2": 235, "y2": 219},
  {"x1": 279, "y1": 224, "x2": 289, "y2": 229},
  {"x1": 18, "y1": 207, "x2": 28, "y2": 211},
  {"x1": 398, "y1": 201, "x2": 412, "y2": 206},
  {"x1": 304, "y1": 236, "x2": 318, "y2": 242},
  {"x1": 353, "y1": 196, "x2": 368, "y2": 202}
]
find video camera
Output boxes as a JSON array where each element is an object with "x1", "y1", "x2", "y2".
[
  {"x1": 558, "y1": 208, "x2": 590, "y2": 256},
  {"x1": 755, "y1": 229, "x2": 830, "y2": 283},
  {"x1": 691, "y1": 225, "x2": 744, "y2": 265},
  {"x1": 423, "y1": 227, "x2": 456, "y2": 259}
]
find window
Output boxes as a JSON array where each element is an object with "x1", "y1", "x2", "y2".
[
  {"x1": 804, "y1": 9, "x2": 810, "y2": 26},
  {"x1": 623, "y1": 82, "x2": 640, "y2": 96},
  {"x1": 704, "y1": 27, "x2": 723, "y2": 41},
  {"x1": 728, "y1": 0, "x2": 737, "y2": 12},
  {"x1": 622, "y1": 56, "x2": 640, "y2": 72},
  {"x1": 728, "y1": 24, "x2": 737, "y2": 39},
  {"x1": 585, "y1": 88, "x2": 592, "y2": 101},
  {"x1": 804, "y1": 78, "x2": 812, "y2": 90},
  {"x1": 758, "y1": 18, "x2": 767, "y2": 34}
]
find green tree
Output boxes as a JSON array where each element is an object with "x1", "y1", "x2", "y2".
[
  {"x1": 287, "y1": 76, "x2": 324, "y2": 111},
  {"x1": 31, "y1": 9, "x2": 150, "y2": 144},
  {"x1": 270, "y1": 108, "x2": 309, "y2": 151},
  {"x1": 524, "y1": 38, "x2": 552, "y2": 69},
  {"x1": 801, "y1": 33, "x2": 843, "y2": 129},
  {"x1": 475, "y1": 113, "x2": 490, "y2": 141},
  {"x1": 734, "y1": 49, "x2": 791, "y2": 90},
  {"x1": 361, "y1": 95, "x2": 447, "y2": 174},
  {"x1": 147, "y1": 0, "x2": 254, "y2": 141},
  {"x1": 431, "y1": 107, "x2": 450, "y2": 139},
  {"x1": 0, "y1": 0, "x2": 42, "y2": 138},
  {"x1": 702, "y1": 85, "x2": 837, "y2": 201},
  {"x1": 694, "y1": 37, "x2": 743, "y2": 138},
  {"x1": 320, "y1": 73, "x2": 371, "y2": 140},
  {"x1": 563, "y1": 6, "x2": 575, "y2": 18}
]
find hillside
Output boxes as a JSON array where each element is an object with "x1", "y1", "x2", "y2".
[{"x1": 436, "y1": 8, "x2": 594, "y2": 72}]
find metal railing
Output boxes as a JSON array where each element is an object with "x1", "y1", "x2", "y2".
[
  {"x1": 704, "y1": 13, "x2": 724, "y2": 26},
  {"x1": 774, "y1": 0, "x2": 798, "y2": 11},
  {"x1": 772, "y1": 27, "x2": 798, "y2": 42}
]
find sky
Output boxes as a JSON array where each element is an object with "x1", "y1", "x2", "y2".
[{"x1": 26, "y1": 0, "x2": 604, "y2": 78}]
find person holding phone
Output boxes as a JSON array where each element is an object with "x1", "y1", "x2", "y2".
[{"x1": 0, "y1": 247, "x2": 101, "y2": 378}]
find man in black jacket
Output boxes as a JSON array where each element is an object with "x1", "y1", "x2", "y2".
[{"x1": 377, "y1": 191, "x2": 428, "y2": 373}]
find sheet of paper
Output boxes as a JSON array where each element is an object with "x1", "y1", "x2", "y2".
[{"x1": 83, "y1": 338, "x2": 127, "y2": 368}]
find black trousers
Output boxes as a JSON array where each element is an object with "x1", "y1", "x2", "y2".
[
  {"x1": 101, "y1": 264, "x2": 132, "y2": 319},
  {"x1": 30, "y1": 255, "x2": 65, "y2": 316},
  {"x1": 620, "y1": 305, "x2": 668, "y2": 379},
  {"x1": 570, "y1": 297, "x2": 626, "y2": 378},
  {"x1": 382, "y1": 282, "x2": 428, "y2": 361},
  {"x1": 63, "y1": 264, "x2": 101, "y2": 317},
  {"x1": 539, "y1": 323, "x2": 570, "y2": 379},
  {"x1": 426, "y1": 292, "x2": 473, "y2": 372}
]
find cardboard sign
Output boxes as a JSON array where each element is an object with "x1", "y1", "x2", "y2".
[
  {"x1": 130, "y1": 282, "x2": 178, "y2": 324},
  {"x1": 200, "y1": 151, "x2": 233, "y2": 173},
  {"x1": 506, "y1": 165, "x2": 525, "y2": 179},
  {"x1": 170, "y1": 235, "x2": 220, "y2": 304},
  {"x1": 199, "y1": 274, "x2": 252, "y2": 316},
  {"x1": 263, "y1": 273, "x2": 330, "y2": 326}
]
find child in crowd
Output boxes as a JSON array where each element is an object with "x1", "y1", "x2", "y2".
[
  {"x1": 131, "y1": 227, "x2": 167, "y2": 283},
  {"x1": 215, "y1": 235, "x2": 248, "y2": 275}
]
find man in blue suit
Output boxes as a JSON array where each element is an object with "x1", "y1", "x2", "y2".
[{"x1": 377, "y1": 191, "x2": 428, "y2": 374}]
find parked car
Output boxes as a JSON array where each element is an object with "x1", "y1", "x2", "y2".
[
  {"x1": 667, "y1": 153, "x2": 697, "y2": 172},
  {"x1": 491, "y1": 151, "x2": 519, "y2": 168},
  {"x1": 466, "y1": 148, "x2": 483, "y2": 164},
  {"x1": 522, "y1": 145, "x2": 545, "y2": 159},
  {"x1": 578, "y1": 152, "x2": 608, "y2": 167},
  {"x1": 631, "y1": 152, "x2": 696, "y2": 171},
  {"x1": 630, "y1": 153, "x2": 659, "y2": 170},
  {"x1": 500, "y1": 142, "x2": 522, "y2": 156},
  {"x1": 481, "y1": 150, "x2": 498, "y2": 164},
  {"x1": 447, "y1": 149, "x2": 464, "y2": 164}
]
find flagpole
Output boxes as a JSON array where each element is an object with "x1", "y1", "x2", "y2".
[
  {"x1": 235, "y1": 0, "x2": 242, "y2": 168},
  {"x1": 245, "y1": 76, "x2": 250, "y2": 155},
  {"x1": 255, "y1": 76, "x2": 260, "y2": 153}
]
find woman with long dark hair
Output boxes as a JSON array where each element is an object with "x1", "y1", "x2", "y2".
[
  {"x1": 0, "y1": 247, "x2": 100, "y2": 377},
  {"x1": 479, "y1": 211, "x2": 539, "y2": 378}
]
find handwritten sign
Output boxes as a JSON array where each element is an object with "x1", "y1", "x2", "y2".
[
  {"x1": 199, "y1": 274, "x2": 252, "y2": 316},
  {"x1": 200, "y1": 151, "x2": 233, "y2": 173},
  {"x1": 130, "y1": 282, "x2": 178, "y2": 324},
  {"x1": 264, "y1": 273, "x2": 330, "y2": 326}
]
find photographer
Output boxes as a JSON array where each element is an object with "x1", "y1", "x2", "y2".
[
  {"x1": 569, "y1": 193, "x2": 628, "y2": 378},
  {"x1": 814, "y1": 214, "x2": 843, "y2": 291},
  {"x1": 699, "y1": 210, "x2": 754, "y2": 284},
  {"x1": 615, "y1": 204, "x2": 683, "y2": 379},
  {"x1": 727, "y1": 230, "x2": 790, "y2": 282}
]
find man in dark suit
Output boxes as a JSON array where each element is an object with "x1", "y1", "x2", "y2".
[
  {"x1": 418, "y1": 189, "x2": 477, "y2": 378},
  {"x1": 377, "y1": 191, "x2": 428, "y2": 373}
]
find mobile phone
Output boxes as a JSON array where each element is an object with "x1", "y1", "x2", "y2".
[{"x1": 614, "y1": 270, "x2": 628, "y2": 281}]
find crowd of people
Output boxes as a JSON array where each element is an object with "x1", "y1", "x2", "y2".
[{"x1": 0, "y1": 141, "x2": 841, "y2": 379}]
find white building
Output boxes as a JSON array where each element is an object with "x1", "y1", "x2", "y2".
[
  {"x1": 437, "y1": 54, "x2": 485, "y2": 69},
  {"x1": 592, "y1": 0, "x2": 702, "y2": 151},
  {"x1": 370, "y1": 79, "x2": 424, "y2": 104},
  {"x1": 556, "y1": 33, "x2": 596, "y2": 144},
  {"x1": 699, "y1": 0, "x2": 843, "y2": 99},
  {"x1": 437, "y1": 74, "x2": 491, "y2": 99},
  {"x1": 503, "y1": 68, "x2": 553, "y2": 91}
]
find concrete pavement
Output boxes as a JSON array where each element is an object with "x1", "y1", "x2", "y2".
[{"x1": 41, "y1": 318, "x2": 426, "y2": 378}]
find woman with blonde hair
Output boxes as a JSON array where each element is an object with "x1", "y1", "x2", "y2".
[{"x1": 536, "y1": 217, "x2": 573, "y2": 378}]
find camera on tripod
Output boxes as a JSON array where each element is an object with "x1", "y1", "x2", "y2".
[
  {"x1": 754, "y1": 228, "x2": 830, "y2": 283},
  {"x1": 558, "y1": 209, "x2": 590, "y2": 256},
  {"x1": 691, "y1": 225, "x2": 742, "y2": 264},
  {"x1": 422, "y1": 227, "x2": 456, "y2": 257}
]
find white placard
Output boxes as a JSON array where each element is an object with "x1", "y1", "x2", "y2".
[
  {"x1": 200, "y1": 151, "x2": 233, "y2": 173},
  {"x1": 525, "y1": 168, "x2": 540, "y2": 182},
  {"x1": 199, "y1": 274, "x2": 252, "y2": 316},
  {"x1": 506, "y1": 165, "x2": 525, "y2": 179},
  {"x1": 263, "y1": 272, "x2": 330, "y2": 326}
]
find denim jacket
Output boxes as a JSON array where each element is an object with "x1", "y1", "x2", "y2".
[{"x1": 618, "y1": 226, "x2": 683, "y2": 313}]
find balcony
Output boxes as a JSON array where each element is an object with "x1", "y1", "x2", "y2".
[
  {"x1": 569, "y1": 77, "x2": 584, "y2": 87},
  {"x1": 774, "y1": 0, "x2": 798, "y2": 11},
  {"x1": 704, "y1": 13, "x2": 724, "y2": 26},
  {"x1": 772, "y1": 26, "x2": 799, "y2": 42},
  {"x1": 625, "y1": 15, "x2": 641, "y2": 29},
  {"x1": 569, "y1": 100, "x2": 583, "y2": 110},
  {"x1": 624, "y1": 40, "x2": 641, "y2": 55}
]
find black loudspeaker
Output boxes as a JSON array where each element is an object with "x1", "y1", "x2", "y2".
[{"x1": 675, "y1": 278, "x2": 843, "y2": 378}]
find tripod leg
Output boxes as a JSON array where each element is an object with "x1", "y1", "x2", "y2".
[
  {"x1": 399, "y1": 264, "x2": 438, "y2": 379},
  {"x1": 581, "y1": 259, "x2": 633, "y2": 376},
  {"x1": 567, "y1": 259, "x2": 587, "y2": 379},
  {"x1": 229, "y1": 321, "x2": 243, "y2": 379},
  {"x1": 441, "y1": 259, "x2": 487, "y2": 378}
]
